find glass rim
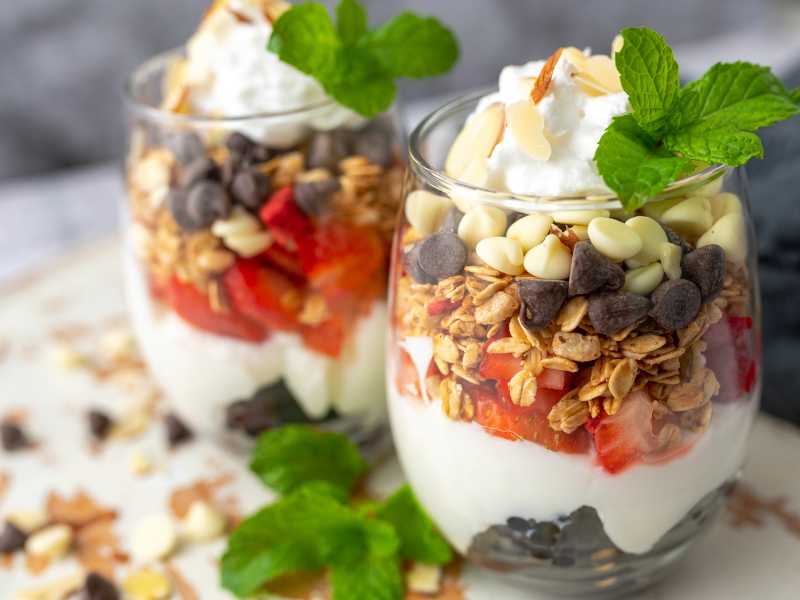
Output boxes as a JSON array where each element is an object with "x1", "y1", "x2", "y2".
[
  {"x1": 407, "y1": 88, "x2": 727, "y2": 212},
  {"x1": 123, "y1": 47, "x2": 340, "y2": 126}
]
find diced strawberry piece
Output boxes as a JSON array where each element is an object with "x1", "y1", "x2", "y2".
[
  {"x1": 300, "y1": 220, "x2": 386, "y2": 296},
  {"x1": 223, "y1": 259, "x2": 302, "y2": 331},
  {"x1": 537, "y1": 368, "x2": 572, "y2": 391},
  {"x1": 260, "y1": 244, "x2": 305, "y2": 280},
  {"x1": 259, "y1": 187, "x2": 312, "y2": 250},
  {"x1": 427, "y1": 298, "x2": 460, "y2": 316},
  {"x1": 165, "y1": 277, "x2": 267, "y2": 342},
  {"x1": 592, "y1": 390, "x2": 658, "y2": 474},
  {"x1": 472, "y1": 384, "x2": 589, "y2": 453},
  {"x1": 479, "y1": 353, "x2": 523, "y2": 383},
  {"x1": 302, "y1": 314, "x2": 347, "y2": 358}
]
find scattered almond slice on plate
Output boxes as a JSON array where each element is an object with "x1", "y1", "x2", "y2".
[
  {"x1": 531, "y1": 47, "x2": 564, "y2": 104},
  {"x1": 507, "y1": 100, "x2": 551, "y2": 161},
  {"x1": 444, "y1": 102, "x2": 505, "y2": 178}
]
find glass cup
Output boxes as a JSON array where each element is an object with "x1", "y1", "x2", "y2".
[
  {"x1": 123, "y1": 49, "x2": 403, "y2": 451},
  {"x1": 387, "y1": 92, "x2": 760, "y2": 596}
]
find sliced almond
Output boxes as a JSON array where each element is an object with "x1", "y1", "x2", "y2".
[
  {"x1": 507, "y1": 101, "x2": 551, "y2": 161},
  {"x1": 531, "y1": 48, "x2": 564, "y2": 103},
  {"x1": 584, "y1": 55, "x2": 623, "y2": 92},
  {"x1": 444, "y1": 102, "x2": 505, "y2": 177},
  {"x1": 562, "y1": 46, "x2": 589, "y2": 70},
  {"x1": 611, "y1": 34, "x2": 625, "y2": 55}
]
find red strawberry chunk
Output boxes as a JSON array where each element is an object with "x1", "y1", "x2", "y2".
[
  {"x1": 165, "y1": 276, "x2": 266, "y2": 342},
  {"x1": 592, "y1": 390, "x2": 658, "y2": 474},
  {"x1": 223, "y1": 259, "x2": 302, "y2": 331},
  {"x1": 302, "y1": 314, "x2": 347, "y2": 358},
  {"x1": 259, "y1": 187, "x2": 312, "y2": 251},
  {"x1": 427, "y1": 298, "x2": 460, "y2": 316},
  {"x1": 479, "y1": 353, "x2": 523, "y2": 383},
  {"x1": 259, "y1": 244, "x2": 305, "y2": 280},
  {"x1": 537, "y1": 368, "x2": 572, "y2": 391}
]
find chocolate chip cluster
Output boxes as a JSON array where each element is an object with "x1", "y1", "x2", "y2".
[{"x1": 167, "y1": 132, "x2": 273, "y2": 232}]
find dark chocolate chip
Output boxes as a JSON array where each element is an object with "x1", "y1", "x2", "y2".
[
  {"x1": 588, "y1": 292, "x2": 651, "y2": 335},
  {"x1": 168, "y1": 189, "x2": 201, "y2": 231},
  {"x1": 230, "y1": 170, "x2": 272, "y2": 210},
  {"x1": 649, "y1": 279, "x2": 702, "y2": 331},
  {"x1": 250, "y1": 144, "x2": 274, "y2": 163},
  {"x1": 507, "y1": 212, "x2": 526, "y2": 226},
  {"x1": 517, "y1": 279, "x2": 568, "y2": 331},
  {"x1": 506, "y1": 516, "x2": 530, "y2": 532},
  {"x1": 0, "y1": 521, "x2": 27, "y2": 554},
  {"x1": 438, "y1": 207, "x2": 464, "y2": 234},
  {"x1": 225, "y1": 380, "x2": 309, "y2": 437},
  {"x1": 225, "y1": 132, "x2": 258, "y2": 158},
  {"x1": 351, "y1": 122, "x2": 394, "y2": 167},
  {"x1": 165, "y1": 132, "x2": 205, "y2": 165},
  {"x1": 186, "y1": 181, "x2": 232, "y2": 228},
  {"x1": 181, "y1": 157, "x2": 219, "y2": 188},
  {"x1": 294, "y1": 178, "x2": 341, "y2": 217},
  {"x1": 417, "y1": 233, "x2": 468, "y2": 281},
  {"x1": 403, "y1": 243, "x2": 438, "y2": 284},
  {"x1": 568, "y1": 241, "x2": 625, "y2": 296},
  {"x1": 661, "y1": 225, "x2": 693, "y2": 254},
  {"x1": 80, "y1": 572, "x2": 120, "y2": 600},
  {"x1": 681, "y1": 244, "x2": 726, "y2": 302},
  {"x1": 307, "y1": 131, "x2": 351, "y2": 171},
  {"x1": 1, "y1": 422, "x2": 30, "y2": 452},
  {"x1": 165, "y1": 413, "x2": 194, "y2": 448},
  {"x1": 87, "y1": 410, "x2": 113, "y2": 441}
]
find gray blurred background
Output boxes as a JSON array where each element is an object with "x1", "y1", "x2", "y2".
[{"x1": 1, "y1": 0, "x2": 799, "y2": 423}]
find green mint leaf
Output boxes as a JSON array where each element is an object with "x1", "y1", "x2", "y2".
[
  {"x1": 595, "y1": 115, "x2": 693, "y2": 212},
  {"x1": 336, "y1": 0, "x2": 367, "y2": 45},
  {"x1": 663, "y1": 62, "x2": 799, "y2": 165},
  {"x1": 360, "y1": 12, "x2": 459, "y2": 78},
  {"x1": 321, "y1": 47, "x2": 398, "y2": 118},
  {"x1": 268, "y1": 3, "x2": 340, "y2": 79},
  {"x1": 615, "y1": 27, "x2": 680, "y2": 136},
  {"x1": 249, "y1": 425, "x2": 367, "y2": 497},
  {"x1": 375, "y1": 485, "x2": 453, "y2": 565},
  {"x1": 330, "y1": 553, "x2": 404, "y2": 600},
  {"x1": 791, "y1": 87, "x2": 800, "y2": 104},
  {"x1": 221, "y1": 487, "x2": 383, "y2": 597}
]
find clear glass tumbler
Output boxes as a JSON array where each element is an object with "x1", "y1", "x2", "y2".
[
  {"x1": 387, "y1": 92, "x2": 760, "y2": 596},
  {"x1": 123, "y1": 50, "x2": 403, "y2": 450}
]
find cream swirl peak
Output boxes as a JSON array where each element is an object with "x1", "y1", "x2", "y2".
[{"x1": 451, "y1": 47, "x2": 630, "y2": 197}]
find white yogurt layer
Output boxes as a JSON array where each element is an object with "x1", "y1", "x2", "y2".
[
  {"x1": 183, "y1": 0, "x2": 364, "y2": 146},
  {"x1": 124, "y1": 249, "x2": 386, "y2": 431},
  {"x1": 388, "y1": 351, "x2": 755, "y2": 555},
  {"x1": 474, "y1": 53, "x2": 630, "y2": 197}
]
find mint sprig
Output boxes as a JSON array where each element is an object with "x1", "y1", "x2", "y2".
[
  {"x1": 249, "y1": 424, "x2": 367, "y2": 498},
  {"x1": 268, "y1": 0, "x2": 459, "y2": 117},
  {"x1": 595, "y1": 27, "x2": 799, "y2": 211},
  {"x1": 222, "y1": 426, "x2": 452, "y2": 599}
]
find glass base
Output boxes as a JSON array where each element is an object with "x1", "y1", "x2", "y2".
[{"x1": 466, "y1": 480, "x2": 736, "y2": 597}]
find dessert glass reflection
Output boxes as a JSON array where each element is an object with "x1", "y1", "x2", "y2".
[
  {"x1": 388, "y1": 62, "x2": 759, "y2": 595},
  {"x1": 122, "y1": 0, "x2": 402, "y2": 445}
]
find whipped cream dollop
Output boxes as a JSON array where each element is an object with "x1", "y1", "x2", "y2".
[
  {"x1": 474, "y1": 51, "x2": 630, "y2": 197},
  {"x1": 182, "y1": 0, "x2": 364, "y2": 146}
]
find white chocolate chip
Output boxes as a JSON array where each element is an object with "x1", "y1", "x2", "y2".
[
  {"x1": 568, "y1": 225, "x2": 589, "y2": 241},
  {"x1": 625, "y1": 215, "x2": 668, "y2": 267},
  {"x1": 587, "y1": 217, "x2": 643, "y2": 261},
  {"x1": 7, "y1": 509, "x2": 48, "y2": 533},
  {"x1": 445, "y1": 102, "x2": 505, "y2": 178},
  {"x1": 129, "y1": 450, "x2": 153, "y2": 476},
  {"x1": 224, "y1": 231, "x2": 273, "y2": 258},
  {"x1": 624, "y1": 262, "x2": 665, "y2": 295},
  {"x1": 709, "y1": 192, "x2": 743, "y2": 222},
  {"x1": 404, "y1": 190, "x2": 452, "y2": 235},
  {"x1": 457, "y1": 206, "x2": 508, "y2": 248},
  {"x1": 659, "y1": 242, "x2": 683, "y2": 280},
  {"x1": 459, "y1": 156, "x2": 490, "y2": 187},
  {"x1": 476, "y1": 237, "x2": 525, "y2": 275},
  {"x1": 406, "y1": 563, "x2": 443, "y2": 595},
  {"x1": 131, "y1": 514, "x2": 178, "y2": 562},
  {"x1": 697, "y1": 212, "x2": 747, "y2": 263},
  {"x1": 551, "y1": 209, "x2": 610, "y2": 225},
  {"x1": 506, "y1": 213, "x2": 553, "y2": 251},
  {"x1": 25, "y1": 524, "x2": 73, "y2": 560},
  {"x1": 660, "y1": 196, "x2": 713, "y2": 239},
  {"x1": 641, "y1": 196, "x2": 682, "y2": 220},
  {"x1": 182, "y1": 501, "x2": 227, "y2": 543},
  {"x1": 695, "y1": 177, "x2": 724, "y2": 197},
  {"x1": 123, "y1": 568, "x2": 173, "y2": 600},
  {"x1": 211, "y1": 207, "x2": 261, "y2": 237},
  {"x1": 523, "y1": 234, "x2": 572, "y2": 279},
  {"x1": 507, "y1": 100, "x2": 551, "y2": 160}
]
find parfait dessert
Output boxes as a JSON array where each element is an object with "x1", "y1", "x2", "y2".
[
  {"x1": 389, "y1": 29, "x2": 795, "y2": 595},
  {"x1": 123, "y1": 0, "x2": 457, "y2": 439}
]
